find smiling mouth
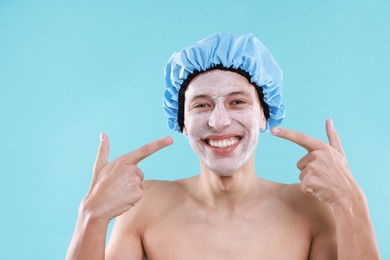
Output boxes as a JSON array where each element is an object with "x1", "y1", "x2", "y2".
[{"x1": 204, "y1": 136, "x2": 241, "y2": 148}]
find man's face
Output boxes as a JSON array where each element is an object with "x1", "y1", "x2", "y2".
[{"x1": 183, "y1": 70, "x2": 266, "y2": 176}]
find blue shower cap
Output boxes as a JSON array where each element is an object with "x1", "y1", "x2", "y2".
[{"x1": 163, "y1": 32, "x2": 285, "y2": 133}]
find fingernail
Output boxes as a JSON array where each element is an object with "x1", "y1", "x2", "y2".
[
  {"x1": 271, "y1": 127, "x2": 280, "y2": 135},
  {"x1": 100, "y1": 133, "x2": 105, "y2": 142},
  {"x1": 330, "y1": 118, "x2": 334, "y2": 128},
  {"x1": 165, "y1": 137, "x2": 173, "y2": 145}
]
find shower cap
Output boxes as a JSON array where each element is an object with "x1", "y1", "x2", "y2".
[{"x1": 163, "y1": 32, "x2": 285, "y2": 133}]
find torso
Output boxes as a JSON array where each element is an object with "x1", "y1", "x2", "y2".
[{"x1": 122, "y1": 177, "x2": 336, "y2": 260}]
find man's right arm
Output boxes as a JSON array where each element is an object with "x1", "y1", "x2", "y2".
[{"x1": 66, "y1": 200, "x2": 109, "y2": 260}]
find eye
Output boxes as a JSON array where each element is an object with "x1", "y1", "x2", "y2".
[
  {"x1": 231, "y1": 99, "x2": 247, "y2": 105},
  {"x1": 192, "y1": 103, "x2": 211, "y2": 109}
]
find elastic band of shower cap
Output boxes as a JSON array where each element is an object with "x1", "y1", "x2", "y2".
[{"x1": 163, "y1": 32, "x2": 286, "y2": 133}]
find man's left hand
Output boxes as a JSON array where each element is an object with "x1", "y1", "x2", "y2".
[{"x1": 271, "y1": 119, "x2": 361, "y2": 209}]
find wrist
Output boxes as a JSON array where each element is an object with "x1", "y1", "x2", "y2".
[
  {"x1": 79, "y1": 197, "x2": 110, "y2": 226},
  {"x1": 333, "y1": 186, "x2": 368, "y2": 216}
]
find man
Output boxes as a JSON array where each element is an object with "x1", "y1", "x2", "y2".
[{"x1": 67, "y1": 33, "x2": 380, "y2": 259}]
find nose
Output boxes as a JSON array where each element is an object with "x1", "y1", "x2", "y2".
[{"x1": 208, "y1": 103, "x2": 232, "y2": 130}]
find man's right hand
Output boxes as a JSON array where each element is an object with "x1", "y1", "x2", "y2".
[{"x1": 81, "y1": 133, "x2": 173, "y2": 223}]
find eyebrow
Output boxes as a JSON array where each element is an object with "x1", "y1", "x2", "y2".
[
  {"x1": 188, "y1": 94, "x2": 208, "y2": 102},
  {"x1": 228, "y1": 91, "x2": 250, "y2": 97},
  {"x1": 189, "y1": 91, "x2": 250, "y2": 101}
]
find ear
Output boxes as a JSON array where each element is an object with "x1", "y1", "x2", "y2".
[
  {"x1": 182, "y1": 125, "x2": 188, "y2": 136},
  {"x1": 260, "y1": 111, "x2": 266, "y2": 131}
]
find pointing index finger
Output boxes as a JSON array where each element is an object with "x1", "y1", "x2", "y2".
[
  {"x1": 118, "y1": 136, "x2": 173, "y2": 165},
  {"x1": 271, "y1": 127, "x2": 326, "y2": 151}
]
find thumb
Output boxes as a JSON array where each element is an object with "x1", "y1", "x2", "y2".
[
  {"x1": 94, "y1": 132, "x2": 110, "y2": 174},
  {"x1": 326, "y1": 118, "x2": 345, "y2": 156}
]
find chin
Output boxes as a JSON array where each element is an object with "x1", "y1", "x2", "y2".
[
  {"x1": 205, "y1": 163, "x2": 242, "y2": 177},
  {"x1": 198, "y1": 150, "x2": 254, "y2": 177}
]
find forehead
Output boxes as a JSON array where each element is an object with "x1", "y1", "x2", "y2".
[{"x1": 185, "y1": 70, "x2": 257, "y2": 99}]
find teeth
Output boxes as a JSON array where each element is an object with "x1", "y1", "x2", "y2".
[{"x1": 208, "y1": 137, "x2": 239, "y2": 148}]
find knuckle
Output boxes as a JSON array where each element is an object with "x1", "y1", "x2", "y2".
[
  {"x1": 299, "y1": 171, "x2": 304, "y2": 181},
  {"x1": 300, "y1": 183, "x2": 308, "y2": 193},
  {"x1": 112, "y1": 163, "x2": 139, "y2": 179},
  {"x1": 112, "y1": 160, "x2": 126, "y2": 172},
  {"x1": 296, "y1": 161, "x2": 302, "y2": 170},
  {"x1": 98, "y1": 144, "x2": 105, "y2": 154},
  {"x1": 133, "y1": 188, "x2": 143, "y2": 202},
  {"x1": 137, "y1": 186, "x2": 143, "y2": 195},
  {"x1": 295, "y1": 132, "x2": 306, "y2": 143},
  {"x1": 305, "y1": 162, "x2": 316, "y2": 172},
  {"x1": 306, "y1": 162, "x2": 314, "y2": 170},
  {"x1": 117, "y1": 162, "x2": 130, "y2": 173},
  {"x1": 133, "y1": 172, "x2": 143, "y2": 182},
  {"x1": 139, "y1": 171, "x2": 145, "y2": 181},
  {"x1": 297, "y1": 156, "x2": 308, "y2": 169},
  {"x1": 134, "y1": 176, "x2": 142, "y2": 183},
  {"x1": 323, "y1": 145, "x2": 332, "y2": 153},
  {"x1": 300, "y1": 167, "x2": 310, "y2": 179},
  {"x1": 127, "y1": 164, "x2": 138, "y2": 172},
  {"x1": 310, "y1": 150, "x2": 319, "y2": 159},
  {"x1": 312, "y1": 150, "x2": 327, "y2": 164},
  {"x1": 126, "y1": 184, "x2": 143, "y2": 203},
  {"x1": 110, "y1": 161, "x2": 122, "y2": 174},
  {"x1": 122, "y1": 165, "x2": 138, "y2": 178},
  {"x1": 303, "y1": 175, "x2": 315, "y2": 186},
  {"x1": 128, "y1": 182, "x2": 139, "y2": 190},
  {"x1": 139, "y1": 144, "x2": 153, "y2": 156}
]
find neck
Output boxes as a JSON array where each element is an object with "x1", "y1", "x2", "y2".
[{"x1": 197, "y1": 156, "x2": 261, "y2": 210}]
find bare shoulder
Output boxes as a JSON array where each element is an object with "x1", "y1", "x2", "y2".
[
  {"x1": 106, "y1": 180, "x2": 188, "y2": 259},
  {"x1": 276, "y1": 182, "x2": 337, "y2": 254},
  {"x1": 117, "y1": 179, "x2": 189, "y2": 227},
  {"x1": 263, "y1": 181, "x2": 337, "y2": 258},
  {"x1": 261, "y1": 180, "x2": 336, "y2": 235},
  {"x1": 276, "y1": 182, "x2": 335, "y2": 225}
]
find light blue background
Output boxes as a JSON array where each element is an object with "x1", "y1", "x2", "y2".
[{"x1": 1, "y1": 0, "x2": 389, "y2": 259}]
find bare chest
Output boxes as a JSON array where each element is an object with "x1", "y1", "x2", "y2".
[{"x1": 141, "y1": 207, "x2": 313, "y2": 260}]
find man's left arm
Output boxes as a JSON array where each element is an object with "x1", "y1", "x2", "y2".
[{"x1": 272, "y1": 119, "x2": 380, "y2": 259}]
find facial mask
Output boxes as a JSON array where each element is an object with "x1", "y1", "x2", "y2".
[{"x1": 184, "y1": 70, "x2": 265, "y2": 176}]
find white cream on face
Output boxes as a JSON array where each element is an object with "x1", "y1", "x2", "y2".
[{"x1": 183, "y1": 70, "x2": 266, "y2": 176}]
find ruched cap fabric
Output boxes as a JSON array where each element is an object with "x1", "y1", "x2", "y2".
[{"x1": 163, "y1": 32, "x2": 285, "y2": 133}]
